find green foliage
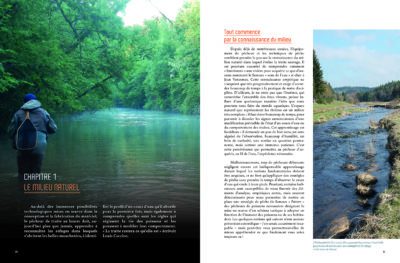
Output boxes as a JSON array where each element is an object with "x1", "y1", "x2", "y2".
[
  {"x1": 173, "y1": 0, "x2": 200, "y2": 114},
  {"x1": 0, "y1": 0, "x2": 200, "y2": 132},
  {"x1": 0, "y1": 0, "x2": 131, "y2": 128},
  {"x1": 313, "y1": 49, "x2": 325, "y2": 102},
  {"x1": 318, "y1": 81, "x2": 335, "y2": 103},
  {"x1": 120, "y1": 0, "x2": 200, "y2": 114},
  {"x1": 357, "y1": 80, "x2": 400, "y2": 102},
  {"x1": 0, "y1": 3, "x2": 21, "y2": 93}
]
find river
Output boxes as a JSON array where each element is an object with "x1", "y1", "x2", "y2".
[
  {"x1": 0, "y1": 108, "x2": 199, "y2": 238},
  {"x1": 313, "y1": 107, "x2": 392, "y2": 238}
]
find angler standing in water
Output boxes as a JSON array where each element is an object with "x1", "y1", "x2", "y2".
[{"x1": 7, "y1": 94, "x2": 57, "y2": 178}]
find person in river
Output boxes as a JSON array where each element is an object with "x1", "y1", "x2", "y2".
[{"x1": 7, "y1": 93, "x2": 57, "y2": 178}]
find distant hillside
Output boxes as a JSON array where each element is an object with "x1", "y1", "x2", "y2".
[
  {"x1": 334, "y1": 86, "x2": 371, "y2": 94},
  {"x1": 357, "y1": 81, "x2": 400, "y2": 102}
]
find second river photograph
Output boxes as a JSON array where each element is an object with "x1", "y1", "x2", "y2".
[{"x1": 313, "y1": 30, "x2": 400, "y2": 239}]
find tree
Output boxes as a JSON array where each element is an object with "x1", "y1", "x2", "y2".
[
  {"x1": 119, "y1": 0, "x2": 199, "y2": 114},
  {"x1": 0, "y1": 0, "x2": 129, "y2": 127},
  {"x1": 313, "y1": 49, "x2": 325, "y2": 102},
  {"x1": 0, "y1": 0, "x2": 200, "y2": 132},
  {"x1": 320, "y1": 81, "x2": 335, "y2": 103}
]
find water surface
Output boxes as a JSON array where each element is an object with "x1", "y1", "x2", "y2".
[
  {"x1": 0, "y1": 108, "x2": 199, "y2": 238},
  {"x1": 313, "y1": 108, "x2": 391, "y2": 238}
]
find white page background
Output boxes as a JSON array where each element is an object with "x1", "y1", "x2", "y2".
[{"x1": 201, "y1": 0, "x2": 400, "y2": 262}]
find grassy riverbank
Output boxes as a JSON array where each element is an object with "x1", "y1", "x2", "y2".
[
  {"x1": 351, "y1": 110, "x2": 400, "y2": 238},
  {"x1": 313, "y1": 101, "x2": 369, "y2": 124}
]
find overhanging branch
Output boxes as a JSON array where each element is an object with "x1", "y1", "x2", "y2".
[
  {"x1": 76, "y1": 75, "x2": 113, "y2": 99},
  {"x1": 147, "y1": 0, "x2": 173, "y2": 24}
]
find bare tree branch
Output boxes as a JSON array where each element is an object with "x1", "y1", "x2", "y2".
[
  {"x1": 54, "y1": 0, "x2": 92, "y2": 53},
  {"x1": 146, "y1": 0, "x2": 173, "y2": 24},
  {"x1": 53, "y1": 0, "x2": 79, "y2": 39},
  {"x1": 76, "y1": 75, "x2": 113, "y2": 99}
]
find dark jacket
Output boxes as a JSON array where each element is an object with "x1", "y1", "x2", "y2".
[{"x1": 8, "y1": 99, "x2": 57, "y2": 153}]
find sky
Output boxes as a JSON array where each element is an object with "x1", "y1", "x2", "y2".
[
  {"x1": 120, "y1": 0, "x2": 186, "y2": 26},
  {"x1": 314, "y1": 30, "x2": 400, "y2": 88}
]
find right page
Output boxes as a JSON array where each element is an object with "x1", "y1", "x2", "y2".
[{"x1": 201, "y1": 0, "x2": 400, "y2": 262}]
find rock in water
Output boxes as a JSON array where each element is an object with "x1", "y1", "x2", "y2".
[
  {"x1": 343, "y1": 163, "x2": 357, "y2": 171},
  {"x1": 328, "y1": 216, "x2": 350, "y2": 238},
  {"x1": 369, "y1": 120, "x2": 379, "y2": 130},
  {"x1": 367, "y1": 163, "x2": 378, "y2": 173},
  {"x1": 356, "y1": 184, "x2": 375, "y2": 197},
  {"x1": 357, "y1": 198, "x2": 371, "y2": 208},
  {"x1": 356, "y1": 173, "x2": 378, "y2": 185}
]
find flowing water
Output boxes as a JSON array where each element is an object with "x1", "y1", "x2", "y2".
[
  {"x1": 313, "y1": 107, "x2": 392, "y2": 238},
  {"x1": 0, "y1": 108, "x2": 199, "y2": 238}
]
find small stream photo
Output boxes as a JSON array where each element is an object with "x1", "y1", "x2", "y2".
[{"x1": 313, "y1": 30, "x2": 400, "y2": 239}]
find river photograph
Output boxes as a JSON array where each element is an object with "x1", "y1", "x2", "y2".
[
  {"x1": 0, "y1": 0, "x2": 199, "y2": 258},
  {"x1": 0, "y1": 108, "x2": 200, "y2": 237},
  {"x1": 313, "y1": 30, "x2": 400, "y2": 239}
]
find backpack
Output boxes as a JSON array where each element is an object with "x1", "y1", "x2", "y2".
[{"x1": 16, "y1": 111, "x2": 38, "y2": 150}]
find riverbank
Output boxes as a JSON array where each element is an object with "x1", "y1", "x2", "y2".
[
  {"x1": 350, "y1": 110, "x2": 400, "y2": 238},
  {"x1": 365, "y1": 99, "x2": 400, "y2": 109},
  {"x1": 313, "y1": 101, "x2": 369, "y2": 124}
]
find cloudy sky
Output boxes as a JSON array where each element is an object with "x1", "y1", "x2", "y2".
[
  {"x1": 120, "y1": 0, "x2": 186, "y2": 26},
  {"x1": 314, "y1": 30, "x2": 400, "y2": 88}
]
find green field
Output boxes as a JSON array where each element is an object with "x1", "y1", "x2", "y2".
[{"x1": 313, "y1": 101, "x2": 369, "y2": 124}]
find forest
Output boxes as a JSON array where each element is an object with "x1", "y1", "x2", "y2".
[
  {"x1": 357, "y1": 81, "x2": 400, "y2": 102},
  {"x1": 312, "y1": 50, "x2": 400, "y2": 104},
  {"x1": 0, "y1": 0, "x2": 200, "y2": 130},
  {"x1": 334, "y1": 86, "x2": 370, "y2": 94}
]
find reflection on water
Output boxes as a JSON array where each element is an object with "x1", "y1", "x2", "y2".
[
  {"x1": 313, "y1": 108, "x2": 391, "y2": 238},
  {"x1": 0, "y1": 108, "x2": 199, "y2": 236}
]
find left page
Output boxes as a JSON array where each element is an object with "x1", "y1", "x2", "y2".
[{"x1": 0, "y1": 0, "x2": 199, "y2": 259}]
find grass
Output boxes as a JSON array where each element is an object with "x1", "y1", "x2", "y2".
[
  {"x1": 350, "y1": 110, "x2": 400, "y2": 238},
  {"x1": 313, "y1": 101, "x2": 369, "y2": 124}
]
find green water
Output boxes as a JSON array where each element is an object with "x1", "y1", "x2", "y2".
[{"x1": 0, "y1": 108, "x2": 199, "y2": 237}]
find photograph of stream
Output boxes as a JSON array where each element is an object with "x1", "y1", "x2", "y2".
[
  {"x1": 313, "y1": 30, "x2": 400, "y2": 239},
  {"x1": 314, "y1": 107, "x2": 391, "y2": 238}
]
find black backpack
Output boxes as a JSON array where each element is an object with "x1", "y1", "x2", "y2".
[{"x1": 16, "y1": 111, "x2": 38, "y2": 150}]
